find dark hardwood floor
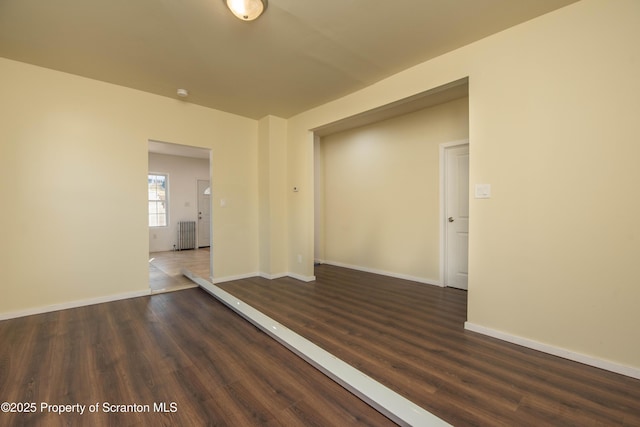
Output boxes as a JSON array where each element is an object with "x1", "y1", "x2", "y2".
[
  {"x1": 0, "y1": 289, "x2": 394, "y2": 426},
  {"x1": 216, "y1": 264, "x2": 640, "y2": 426},
  {"x1": 2, "y1": 263, "x2": 639, "y2": 426}
]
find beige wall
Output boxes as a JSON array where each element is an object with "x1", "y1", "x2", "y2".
[
  {"x1": 0, "y1": 57, "x2": 258, "y2": 315},
  {"x1": 258, "y1": 115, "x2": 288, "y2": 277},
  {"x1": 318, "y1": 98, "x2": 469, "y2": 282},
  {"x1": 465, "y1": 0, "x2": 640, "y2": 370},
  {"x1": 287, "y1": 0, "x2": 640, "y2": 370},
  {"x1": 1, "y1": 0, "x2": 638, "y2": 374}
]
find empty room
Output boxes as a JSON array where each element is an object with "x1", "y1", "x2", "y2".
[{"x1": 1, "y1": 0, "x2": 639, "y2": 425}]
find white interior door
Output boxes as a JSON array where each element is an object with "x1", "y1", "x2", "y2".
[
  {"x1": 445, "y1": 144, "x2": 469, "y2": 290},
  {"x1": 197, "y1": 180, "x2": 211, "y2": 248}
]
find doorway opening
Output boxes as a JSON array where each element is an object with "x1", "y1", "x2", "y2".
[
  {"x1": 312, "y1": 78, "x2": 469, "y2": 291},
  {"x1": 147, "y1": 140, "x2": 212, "y2": 293}
]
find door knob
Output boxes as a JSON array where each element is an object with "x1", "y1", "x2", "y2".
[{"x1": 448, "y1": 217, "x2": 454, "y2": 223}]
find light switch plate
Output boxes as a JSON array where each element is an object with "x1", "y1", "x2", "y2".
[{"x1": 475, "y1": 184, "x2": 491, "y2": 199}]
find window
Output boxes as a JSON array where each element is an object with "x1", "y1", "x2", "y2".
[{"x1": 148, "y1": 173, "x2": 168, "y2": 227}]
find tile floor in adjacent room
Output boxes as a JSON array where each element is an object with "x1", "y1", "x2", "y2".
[{"x1": 149, "y1": 248, "x2": 210, "y2": 293}]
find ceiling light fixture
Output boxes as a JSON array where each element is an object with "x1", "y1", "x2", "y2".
[
  {"x1": 225, "y1": 0, "x2": 267, "y2": 21},
  {"x1": 177, "y1": 88, "x2": 189, "y2": 97}
]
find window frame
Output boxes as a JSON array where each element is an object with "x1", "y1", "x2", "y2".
[{"x1": 148, "y1": 172, "x2": 169, "y2": 227}]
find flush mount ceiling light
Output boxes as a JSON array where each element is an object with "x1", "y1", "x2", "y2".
[{"x1": 225, "y1": 0, "x2": 267, "y2": 21}]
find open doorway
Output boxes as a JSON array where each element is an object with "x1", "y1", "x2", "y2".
[
  {"x1": 147, "y1": 140, "x2": 212, "y2": 293},
  {"x1": 312, "y1": 79, "x2": 469, "y2": 289}
]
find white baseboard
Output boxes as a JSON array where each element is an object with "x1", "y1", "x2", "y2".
[
  {"x1": 150, "y1": 283, "x2": 198, "y2": 295},
  {"x1": 287, "y1": 272, "x2": 316, "y2": 282},
  {"x1": 0, "y1": 289, "x2": 151, "y2": 321},
  {"x1": 196, "y1": 278, "x2": 450, "y2": 426},
  {"x1": 464, "y1": 322, "x2": 640, "y2": 380},
  {"x1": 211, "y1": 272, "x2": 259, "y2": 284},
  {"x1": 258, "y1": 272, "x2": 288, "y2": 280},
  {"x1": 211, "y1": 271, "x2": 315, "y2": 284},
  {"x1": 323, "y1": 260, "x2": 443, "y2": 287}
]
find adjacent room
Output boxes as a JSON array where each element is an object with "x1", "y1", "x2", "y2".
[
  {"x1": 147, "y1": 141, "x2": 212, "y2": 293},
  {"x1": 314, "y1": 86, "x2": 470, "y2": 289},
  {"x1": 1, "y1": 0, "x2": 639, "y2": 425}
]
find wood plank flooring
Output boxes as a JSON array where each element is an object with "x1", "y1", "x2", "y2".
[
  {"x1": 149, "y1": 249, "x2": 209, "y2": 293},
  {"x1": 3, "y1": 256, "x2": 639, "y2": 426},
  {"x1": 217, "y1": 264, "x2": 640, "y2": 426},
  {"x1": 0, "y1": 289, "x2": 394, "y2": 426}
]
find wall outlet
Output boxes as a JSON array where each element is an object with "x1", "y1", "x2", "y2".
[{"x1": 297, "y1": 254, "x2": 302, "y2": 263}]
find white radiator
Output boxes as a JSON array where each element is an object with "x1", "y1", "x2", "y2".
[{"x1": 177, "y1": 221, "x2": 196, "y2": 250}]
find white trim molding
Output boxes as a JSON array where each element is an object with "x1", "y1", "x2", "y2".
[
  {"x1": 0, "y1": 289, "x2": 151, "y2": 321},
  {"x1": 150, "y1": 283, "x2": 198, "y2": 295},
  {"x1": 324, "y1": 260, "x2": 442, "y2": 287},
  {"x1": 209, "y1": 271, "x2": 316, "y2": 284},
  {"x1": 211, "y1": 272, "x2": 259, "y2": 284},
  {"x1": 195, "y1": 276, "x2": 451, "y2": 426},
  {"x1": 465, "y1": 322, "x2": 640, "y2": 380},
  {"x1": 258, "y1": 272, "x2": 289, "y2": 280},
  {"x1": 287, "y1": 272, "x2": 316, "y2": 282}
]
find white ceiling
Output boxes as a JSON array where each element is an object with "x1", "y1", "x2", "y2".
[{"x1": 0, "y1": 0, "x2": 578, "y2": 119}]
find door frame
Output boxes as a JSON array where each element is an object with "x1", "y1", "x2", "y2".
[{"x1": 439, "y1": 139, "x2": 469, "y2": 287}]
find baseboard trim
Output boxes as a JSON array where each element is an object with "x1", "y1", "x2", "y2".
[
  {"x1": 287, "y1": 272, "x2": 316, "y2": 282},
  {"x1": 196, "y1": 277, "x2": 450, "y2": 426},
  {"x1": 150, "y1": 283, "x2": 198, "y2": 295},
  {"x1": 211, "y1": 272, "x2": 259, "y2": 284},
  {"x1": 323, "y1": 260, "x2": 442, "y2": 287},
  {"x1": 258, "y1": 272, "x2": 288, "y2": 280},
  {"x1": 0, "y1": 289, "x2": 151, "y2": 321},
  {"x1": 211, "y1": 271, "x2": 316, "y2": 284},
  {"x1": 464, "y1": 322, "x2": 640, "y2": 380}
]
